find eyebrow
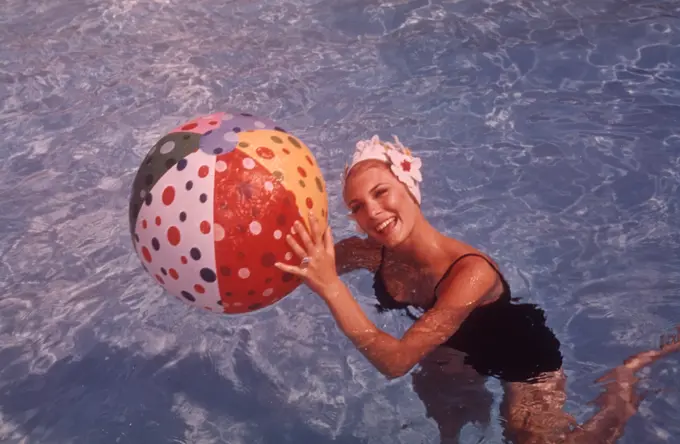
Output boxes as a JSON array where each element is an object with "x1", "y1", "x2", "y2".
[{"x1": 347, "y1": 183, "x2": 387, "y2": 207}]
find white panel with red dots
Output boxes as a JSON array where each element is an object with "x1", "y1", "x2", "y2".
[{"x1": 133, "y1": 149, "x2": 222, "y2": 312}]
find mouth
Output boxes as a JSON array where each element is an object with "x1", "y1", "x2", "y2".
[{"x1": 375, "y1": 217, "x2": 396, "y2": 233}]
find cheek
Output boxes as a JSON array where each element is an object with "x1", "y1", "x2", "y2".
[
  {"x1": 355, "y1": 213, "x2": 371, "y2": 230},
  {"x1": 388, "y1": 189, "x2": 411, "y2": 210},
  {"x1": 392, "y1": 193, "x2": 418, "y2": 223}
]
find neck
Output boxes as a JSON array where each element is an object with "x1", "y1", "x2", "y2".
[{"x1": 391, "y1": 215, "x2": 449, "y2": 270}]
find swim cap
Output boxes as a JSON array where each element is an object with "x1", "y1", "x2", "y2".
[{"x1": 343, "y1": 135, "x2": 423, "y2": 204}]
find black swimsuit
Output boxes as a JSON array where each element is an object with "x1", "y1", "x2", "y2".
[{"x1": 373, "y1": 251, "x2": 563, "y2": 383}]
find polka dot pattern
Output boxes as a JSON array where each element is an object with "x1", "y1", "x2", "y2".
[
  {"x1": 133, "y1": 149, "x2": 221, "y2": 312},
  {"x1": 200, "y1": 221, "x2": 211, "y2": 234},
  {"x1": 196, "y1": 112, "x2": 279, "y2": 156},
  {"x1": 160, "y1": 141, "x2": 175, "y2": 155},
  {"x1": 242, "y1": 158, "x2": 256, "y2": 170},
  {"x1": 256, "y1": 146, "x2": 275, "y2": 159},
  {"x1": 212, "y1": 149, "x2": 304, "y2": 312},
  {"x1": 162, "y1": 186, "x2": 175, "y2": 205},
  {"x1": 231, "y1": 129, "x2": 328, "y2": 232},
  {"x1": 249, "y1": 221, "x2": 262, "y2": 235},
  {"x1": 168, "y1": 226, "x2": 181, "y2": 245},
  {"x1": 168, "y1": 112, "x2": 225, "y2": 135},
  {"x1": 142, "y1": 246, "x2": 152, "y2": 263},
  {"x1": 214, "y1": 223, "x2": 225, "y2": 241},
  {"x1": 129, "y1": 131, "x2": 202, "y2": 235},
  {"x1": 132, "y1": 111, "x2": 327, "y2": 315}
]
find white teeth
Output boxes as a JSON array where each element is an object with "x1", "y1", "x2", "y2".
[{"x1": 376, "y1": 218, "x2": 394, "y2": 232}]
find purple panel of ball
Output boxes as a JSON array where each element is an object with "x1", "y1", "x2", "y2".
[{"x1": 198, "y1": 113, "x2": 280, "y2": 156}]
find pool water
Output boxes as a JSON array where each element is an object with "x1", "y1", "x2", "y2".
[{"x1": 1, "y1": 0, "x2": 679, "y2": 442}]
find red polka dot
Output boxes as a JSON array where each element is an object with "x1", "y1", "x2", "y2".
[
  {"x1": 155, "y1": 275, "x2": 165, "y2": 284},
  {"x1": 167, "y1": 226, "x2": 181, "y2": 245},
  {"x1": 200, "y1": 221, "x2": 211, "y2": 234},
  {"x1": 297, "y1": 166, "x2": 307, "y2": 178},
  {"x1": 169, "y1": 268, "x2": 179, "y2": 279},
  {"x1": 198, "y1": 165, "x2": 209, "y2": 178},
  {"x1": 162, "y1": 186, "x2": 175, "y2": 206},
  {"x1": 155, "y1": 216, "x2": 162, "y2": 226},
  {"x1": 256, "y1": 146, "x2": 275, "y2": 159},
  {"x1": 209, "y1": 120, "x2": 218, "y2": 125},
  {"x1": 142, "y1": 220, "x2": 148, "y2": 229},
  {"x1": 141, "y1": 247, "x2": 152, "y2": 263},
  {"x1": 306, "y1": 197, "x2": 313, "y2": 209},
  {"x1": 181, "y1": 256, "x2": 188, "y2": 264},
  {"x1": 204, "y1": 306, "x2": 213, "y2": 311},
  {"x1": 306, "y1": 155, "x2": 314, "y2": 166},
  {"x1": 282, "y1": 148, "x2": 291, "y2": 155},
  {"x1": 194, "y1": 284, "x2": 205, "y2": 294},
  {"x1": 182, "y1": 122, "x2": 198, "y2": 131}
]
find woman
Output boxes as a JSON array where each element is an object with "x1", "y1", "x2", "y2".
[{"x1": 275, "y1": 135, "x2": 679, "y2": 443}]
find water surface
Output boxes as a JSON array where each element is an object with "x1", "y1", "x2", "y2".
[{"x1": 1, "y1": 0, "x2": 679, "y2": 442}]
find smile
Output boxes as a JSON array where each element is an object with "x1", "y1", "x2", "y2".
[{"x1": 376, "y1": 217, "x2": 395, "y2": 233}]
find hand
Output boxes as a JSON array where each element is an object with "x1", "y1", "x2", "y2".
[{"x1": 274, "y1": 212, "x2": 342, "y2": 298}]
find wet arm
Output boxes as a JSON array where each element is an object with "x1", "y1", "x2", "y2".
[
  {"x1": 333, "y1": 235, "x2": 382, "y2": 275},
  {"x1": 320, "y1": 258, "x2": 497, "y2": 379}
]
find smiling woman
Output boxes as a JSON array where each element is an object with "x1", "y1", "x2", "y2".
[{"x1": 274, "y1": 135, "x2": 680, "y2": 443}]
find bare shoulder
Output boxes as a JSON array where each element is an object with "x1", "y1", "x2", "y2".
[
  {"x1": 335, "y1": 235, "x2": 381, "y2": 255},
  {"x1": 435, "y1": 246, "x2": 505, "y2": 308}
]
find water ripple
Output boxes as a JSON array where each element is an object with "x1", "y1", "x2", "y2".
[{"x1": 1, "y1": 0, "x2": 679, "y2": 442}]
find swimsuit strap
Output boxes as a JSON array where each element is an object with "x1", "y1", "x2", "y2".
[{"x1": 432, "y1": 253, "x2": 505, "y2": 297}]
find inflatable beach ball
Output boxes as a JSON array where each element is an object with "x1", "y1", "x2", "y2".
[{"x1": 129, "y1": 112, "x2": 328, "y2": 314}]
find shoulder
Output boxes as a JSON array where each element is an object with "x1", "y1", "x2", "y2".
[
  {"x1": 435, "y1": 253, "x2": 502, "y2": 309},
  {"x1": 336, "y1": 235, "x2": 382, "y2": 258},
  {"x1": 335, "y1": 235, "x2": 383, "y2": 274}
]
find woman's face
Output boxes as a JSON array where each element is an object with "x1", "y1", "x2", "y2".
[{"x1": 343, "y1": 161, "x2": 419, "y2": 248}]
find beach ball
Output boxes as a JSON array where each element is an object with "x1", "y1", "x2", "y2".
[{"x1": 128, "y1": 111, "x2": 328, "y2": 314}]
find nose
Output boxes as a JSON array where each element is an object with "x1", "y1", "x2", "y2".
[{"x1": 365, "y1": 199, "x2": 382, "y2": 219}]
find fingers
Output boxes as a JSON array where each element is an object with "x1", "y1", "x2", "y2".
[
  {"x1": 308, "y1": 211, "x2": 324, "y2": 244},
  {"x1": 288, "y1": 213, "x2": 332, "y2": 262},
  {"x1": 286, "y1": 232, "x2": 307, "y2": 259},
  {"x1": 323, "y1": 225, "x2": 334, "y2": 254},
  {"x1": 293, "y1": 220, "x2": 315, "y2": 252},
  {"x1": 274, "y1": 261, "x2": 304, "y2": 277}
]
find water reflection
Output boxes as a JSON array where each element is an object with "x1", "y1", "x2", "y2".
[{"x1": 0, "y1": 341, "x2": 359, "y2": 443}]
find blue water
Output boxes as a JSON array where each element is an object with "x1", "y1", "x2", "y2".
[{"x1": 1, "y1": 0, "x2": 679, "y2": 442}]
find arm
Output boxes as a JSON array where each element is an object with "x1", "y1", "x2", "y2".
[
  {"x1": 320, "y1": 256, "x2": 498, "y2": 379},
  {"x1": 333, "y1": 235, "x2": 382, "y2": 275},
  {"x1": 275, "y1": 214, "x2": 498, "y2": 379}
]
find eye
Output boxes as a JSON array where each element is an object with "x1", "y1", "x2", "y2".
[
  {"x1": 349, "y1": 203, "x2": 362, "y2": 214},
  {"x1": 373, "y1": 187, "x2": 387, "y2": 198}
]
